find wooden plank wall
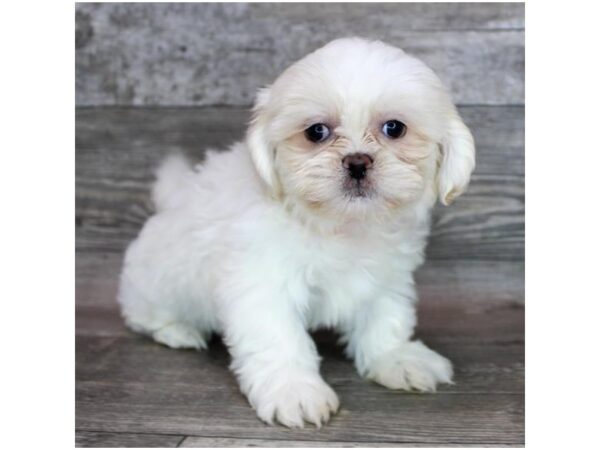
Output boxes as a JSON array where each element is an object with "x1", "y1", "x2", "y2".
[{"x1": 76, "y1": 3, "x2": 524, "y2": 106}]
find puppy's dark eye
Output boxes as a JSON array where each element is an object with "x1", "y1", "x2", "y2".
[
  {"x1": 381, "y1": 120, "x2": 407, "y2": 139},
  {"x1": 304, "y1": 123, "x2": 331, "y2": 143}
]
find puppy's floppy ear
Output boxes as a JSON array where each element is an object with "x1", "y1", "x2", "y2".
[
  {"x1": 246, "y1": 87, "x2": 280, "y2": 194},
  {"x1": 437, "y1": 110, "x2": 476, "y2": 205}
]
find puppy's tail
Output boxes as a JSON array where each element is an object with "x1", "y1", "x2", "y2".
[{"x1": 152, "y1": 153, "x2": 196, "y2": 212}]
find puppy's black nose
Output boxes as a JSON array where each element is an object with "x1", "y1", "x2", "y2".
[{"x1": 342, "y1": 153, "x2": 373, "y2": 181}]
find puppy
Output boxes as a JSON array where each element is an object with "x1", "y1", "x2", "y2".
[{"x1": 118, "y1": 37, "x2": 475, "y2": 428}]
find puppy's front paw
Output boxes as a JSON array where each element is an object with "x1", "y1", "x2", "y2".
[
  {"x1": 367, "y1": 340, "x2": 453, "y2": 392},
  {"x1": 251, "y1": 372, "x2": 339, "y2": 428}
]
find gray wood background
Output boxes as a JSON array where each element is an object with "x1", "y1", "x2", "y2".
[
  {"x1": 75, "y1": 3, "x2": 524, "y2": 447},
  {"x1": 76, "y1": 3, "x2": 524, "y2": 106}
]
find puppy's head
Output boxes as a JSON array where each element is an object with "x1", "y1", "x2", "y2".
[{"x1": 247, "y1": 38, "x2": 475, "y2": 220}]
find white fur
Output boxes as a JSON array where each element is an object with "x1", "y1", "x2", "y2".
[{"x1": 118, "y1": 38, "x2": 475, "y2": 427}]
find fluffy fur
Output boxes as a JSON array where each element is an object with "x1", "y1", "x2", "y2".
[{"x1": 118, "y1": 37, "x2": 475, "y2": 428}]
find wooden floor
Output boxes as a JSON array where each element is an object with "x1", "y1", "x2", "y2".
[{"x1": 75, "y1": 107, "x2": 524, "y2": 447}]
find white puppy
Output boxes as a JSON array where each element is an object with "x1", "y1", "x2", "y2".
[{"x1": 118, "y1": 37, "x2": 475, "y2": 428}]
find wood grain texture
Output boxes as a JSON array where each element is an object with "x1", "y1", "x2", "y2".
[
  {"x1": 179, "y1": 436, "x2": 524, "y2": 448},
  {"x1": 76, "y1": 3, "x2": 524, "y2": 106},
  {"x1": 76, "y1": 379, "x2": 522, "y2": 445},
  {"x1": 75, "y1": 106, "x2": 524, "y2": 261},
  {"x1": 75, "y1": 431, "x2": 183, "y2": 448}
]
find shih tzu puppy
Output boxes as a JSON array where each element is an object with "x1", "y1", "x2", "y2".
[{"x1": 118, "y1": 37, "x2": 475, "y2": 428}]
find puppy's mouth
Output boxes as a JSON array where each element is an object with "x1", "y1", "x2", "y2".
[{"x1": 343, "y1": 177, "x2": 375, "y2": 199}]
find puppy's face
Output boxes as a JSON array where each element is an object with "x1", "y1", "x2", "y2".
[{"x1": 248, "y1": 38, "x2": 475, "y2": 220}]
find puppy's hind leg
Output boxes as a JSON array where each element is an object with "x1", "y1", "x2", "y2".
[
  {"x1": 118, "y1": 257, "x2": 212, "y2": 351},
  {"x1": 152, "y1": 322, "x2": 208, "y2": 350},
  {"x1": 118, "y1": 206, "x2": 216, "y2": 351}
]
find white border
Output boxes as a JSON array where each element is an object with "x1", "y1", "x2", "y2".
[{"x1": 7, "y1": 1, "x2": 600, "y2": 449}]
